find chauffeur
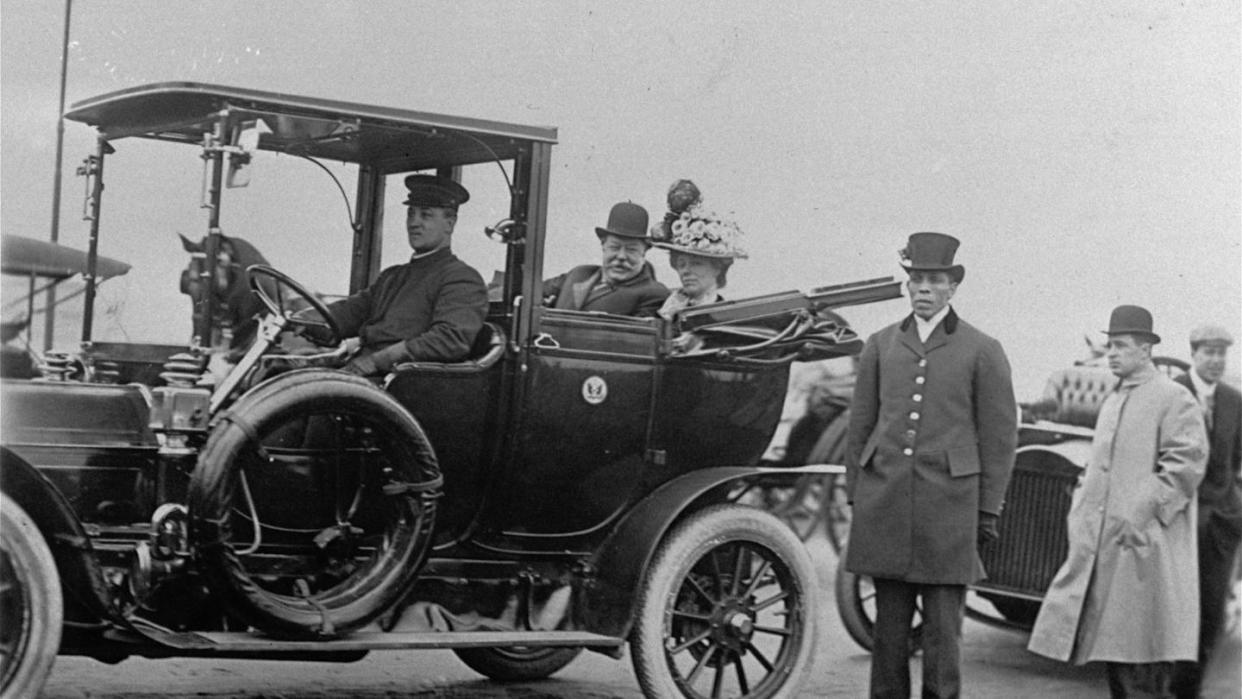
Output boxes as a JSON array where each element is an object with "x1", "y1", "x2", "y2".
[
  {"x1": 845, "y1": 232, "x2": 1018, "y2": 699},
  {"x1": 324, "y1": 174, "x2": 488, "y2": 375}
]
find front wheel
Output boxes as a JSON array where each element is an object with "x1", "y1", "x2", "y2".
[
  {"x1": 454, "y1": 646, "x2": 582, "y2": 681},
  {"x1": 0, "y1": 494, "x2": 63, "y2": 699},
  {"x1": 631, "y1": 504, "x2": 818, "y2": 699}
]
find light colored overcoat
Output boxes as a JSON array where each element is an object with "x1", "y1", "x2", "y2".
[
  {"x1": 845, "y1": 309, "x2": 1018, "y2": 584},
  {"x1": 1027, "y1": 366, "x2": 1207, "y2": 664}
]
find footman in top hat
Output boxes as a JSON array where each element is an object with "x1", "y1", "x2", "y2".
[
  {"x1": 1029, "y1": 305, "x2": 1207, "y2": 698},
  {"x1": 317, "y1": 173, "x2": 487, "y2": 374},
  {"x1": 542, "y1": 201, "x2": 669, "y2": 317},
  {"x1": 845, "y1": 232, "x2": 1017, "y2": 698}
]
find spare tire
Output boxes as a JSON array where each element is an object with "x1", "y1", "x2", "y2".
[{"x1": 188, "y1": 369, "x2": 441, "y2": 639}]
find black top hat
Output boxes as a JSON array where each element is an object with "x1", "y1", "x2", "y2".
[
  {"x1": 900, "y1": 232, "x2": 965, "y2": 283},
  {"x1": 595, "y1": 202, "x2": 651, "y2": 242},
  {"x1": 403, "y1": 174, "x2": 470, "y2": 209},
  {"x1": 1105, "y1": 305, "x2": 1161, "y2": 344}
]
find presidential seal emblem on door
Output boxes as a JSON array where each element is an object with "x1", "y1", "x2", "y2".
[{"x1": 581, "y1": 376, "x2": 608, "y2": 405}]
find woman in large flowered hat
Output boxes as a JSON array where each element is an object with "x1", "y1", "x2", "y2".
[{"x1": 650, "y1": 179, "x2": 748, "y2": 321}]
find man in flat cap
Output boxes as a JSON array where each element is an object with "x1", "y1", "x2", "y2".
[
  {"x1": 542, "y1": 201, "x2": 669, "y2": 317},
  {"x1": 1029, "y1": 306, "x2": 1207, "y2": 698},
  {"x1": 321, "y1": 174, "x2": 487, "y2": 375},
  {"x1": 845, "y1": 232, "x2": 1017, "y2": 698},
  {"x1": 1171, "y1": 325, "x2": 1240, "y2": 698}
]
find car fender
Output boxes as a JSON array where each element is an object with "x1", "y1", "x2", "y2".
[
  {"x1": 578, "y1": 464, "x2": 839, "y2": 638},
  {"x1": 0, "y1": 446, "x2": 115, "y2": 624}
]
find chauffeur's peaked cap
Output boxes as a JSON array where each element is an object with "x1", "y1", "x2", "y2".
[{"x1": 403, "y1": 174, "x2": 470, "y2": 209}]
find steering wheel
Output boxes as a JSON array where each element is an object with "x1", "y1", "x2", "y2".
[{"x1": 246, "y1": 264, "x2": 342, "y2": 347}]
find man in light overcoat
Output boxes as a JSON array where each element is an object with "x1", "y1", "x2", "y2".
[
  {"x1": 1028, "y1": 305, "x2": 1208, "y2": 698},
  {"x1": 845, "y1": 232, "x2": 1018, "y2": 699}
]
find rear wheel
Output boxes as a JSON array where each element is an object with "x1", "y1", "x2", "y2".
[
  {"x1": 631, "y1": 504, "x2": 817, "y2": 699},
  {"x1": 834, "y1": 545, "x2": 922, "y2": 654},
  {"x1": 454, "y1": 646, "x2": 583, "y2": 681},
  {"x1": 0, "y1": 494, "x2": 63, "y2": 699}
]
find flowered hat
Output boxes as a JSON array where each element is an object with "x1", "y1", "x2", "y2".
[{"x1": 650, "y1": 179, "x2": 748, "y2": 259}]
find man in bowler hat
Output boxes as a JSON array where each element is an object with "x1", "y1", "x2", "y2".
[
  {"x1": 542, "y1": 201, "x2": 669, "y2": 317},
  {"x1": 1029, "y1": 306, "x2": 1207, "y2": 698},
  {"x1": 319, "y1": 174, "x2": 488, "y2": 375},
  {"x1": 1171, "y1": 325, "x2": 1241, "y2": 698},
  {"x1": 845, "y1": 232, "x2": 1018, "y2": 698}
]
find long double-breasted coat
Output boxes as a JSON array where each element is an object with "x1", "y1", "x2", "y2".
[
  {"x1": 845, "y1": 309, "x2": 1018, "y2": 584},
  {"x1": 1027, "y1": 366, "x2": 1207, "y2": 664}
]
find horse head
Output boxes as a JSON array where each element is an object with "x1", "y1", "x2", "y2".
[{"x1": 179, "y1": 233, "x2": 273, "y2": 353}]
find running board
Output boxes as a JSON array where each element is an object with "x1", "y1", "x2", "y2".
[{"x1": 148, "y1": 629, "x2": 625, "y2": 653}]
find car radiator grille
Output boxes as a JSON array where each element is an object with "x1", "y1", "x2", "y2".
[{"x1": 978, "y1": 454, "x2": 1080, "y2": 597}]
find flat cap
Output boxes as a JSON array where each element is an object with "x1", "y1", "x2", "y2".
[
  {"x1": 1190, "y1": 324, "x2": 1234, "y2": 347},
  {"x1": 403, "y1": 174, "x2": 470, "y2": 209}
]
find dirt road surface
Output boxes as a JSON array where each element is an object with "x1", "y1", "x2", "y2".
[{"x1": 40, "y1": 535, "x2": 1240, "y2": 698}]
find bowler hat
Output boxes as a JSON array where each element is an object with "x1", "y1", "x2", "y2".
[
  {"x1": 595, "y1": 202, "x2": 651, "y2": 242},
  {"x1": 403, "y1": 174, "x2": 470, "y2": 209},
  {"x1": 1105, "y1": 305, "x2": 1161, "y2": 344},
  {"x1": 900, "y1": 232, "x2": 965, "y2": 283}
]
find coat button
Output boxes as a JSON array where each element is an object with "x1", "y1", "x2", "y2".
[
  {"x1": 918, "y1": 359, "x2": 927, "y2": 367},
  {"x1": 913, "y1": 394, "x2": 923, "y2": 402},
  {"x1": 903, "y1": 448, "x2": 913, "y2": 456},
  {"x1": 915, "y1": 376, "x2": 925, "y2": 385},
  {"x1": 910, "y1": 411, "x2": 920, "y2": 420}
]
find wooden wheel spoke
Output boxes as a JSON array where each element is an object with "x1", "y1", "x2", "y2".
[
  {"x1": 672, "y1": 609, "x2": 713, "y2": 622},
  {"x1": 742, "y1": 557, "x2": 772, "y2": 599},
  {"x1": 685, "y1": 574, "x2": 719, "y2": 607},
  {"x1": 669, "y1": 627, "x2": 713, "y2": 656},
  {"x1": 734, "y1": 654, "x2": 750, "y2": 694},
  {"x1": 753, "y1": 624, "x2": 792, "y2": 637},
  {"x1": 751, "y1": 589, "x2": 789, "y2": 612},
  {"x1": 744, "y1": 641, "x2": 775, "y2": 672},
  {"x1": 730, "y1": 544, "x2": 749, "y2": 597},
  {"x1": 711, "y1": 656, "x2": 726, "y2": 699},
  {"x1": 686, "y1": 641, "x2": 719, "y2": 684}
]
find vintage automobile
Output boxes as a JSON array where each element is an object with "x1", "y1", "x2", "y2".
[
  {"x1": 830, "y1": 357, "x2": 1190, "y2": 651},
  {"x1": 0, "y1": 82, "x2": 903, "y2": 698}
]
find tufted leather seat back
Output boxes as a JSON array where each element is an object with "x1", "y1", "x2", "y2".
[{"x1": 1039, "y1": 366, "x2": 1118, "y2": 428}]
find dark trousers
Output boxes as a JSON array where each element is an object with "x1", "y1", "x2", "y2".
[
  {"x1": 1172, "y1": 516, "x2": 1242, "y2": 699},
  {"x1": 870, "y1": 578, "x2": 966, "y2": 699},
  {"x1": 1107, "y1": 661, "x2": 1176, "y2": 698}
]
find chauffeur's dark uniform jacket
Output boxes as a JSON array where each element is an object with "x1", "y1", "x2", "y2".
[
  {"x1": 543, "y1": 263, "x2": 669, "y2": 318},
  {"x1": 845, "y1": 308, "x2": 1018, "y2": 584},
  {"x1": 327, "y1": 248, "x2": 487, "y2": 362}
]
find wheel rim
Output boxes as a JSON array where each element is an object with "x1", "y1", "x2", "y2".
[
  {"x1": 0, "y1": 546, "x2": 32, "y2": 689},
  {"x1": 663, "y1": 539, "x2": 804, "y2": 698}
]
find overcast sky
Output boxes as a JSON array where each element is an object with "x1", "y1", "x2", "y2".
[{"x1": 2, "y1": 0, "x2": 1238, "y2": 397}]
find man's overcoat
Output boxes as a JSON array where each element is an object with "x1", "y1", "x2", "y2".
[
  {"x1": 1027, "y1": 368, "x2": 1207, "y2": 664},
  {"x1": 845, "y1": 309, "x2": 1018, "y2": 584}
]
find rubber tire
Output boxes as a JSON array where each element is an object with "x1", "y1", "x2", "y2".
[
  {"x1": 454, "y1": 646, "x2": 583, "y2": 681},
  {"x1": 630, "y1": 504, "x2": 818, "y2": 699},
  {"x1": 1, "y1": 494, "x2": 63, "y2": 699},
  {"x1": 188, "y1": 369, "x2": 440, "y2": 639},
  {"x1": 833, "y1": 544, "x2": 923, "y2": 654}
]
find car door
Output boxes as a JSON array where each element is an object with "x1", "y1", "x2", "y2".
[{"x1": 492, "y1": 309, "x2": 659, "y2": 538}]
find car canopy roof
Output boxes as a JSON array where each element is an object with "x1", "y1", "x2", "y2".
[
  {"x1": 63, "y1": 82, "x2": 558, "y2": 172},
  {"x1": 1, "y1": 235, "x2": 130, "y2": 281}
]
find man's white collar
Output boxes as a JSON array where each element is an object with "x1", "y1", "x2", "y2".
[{"x1": 915, "y1": 305, "x2": 951, "y2": 341}]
